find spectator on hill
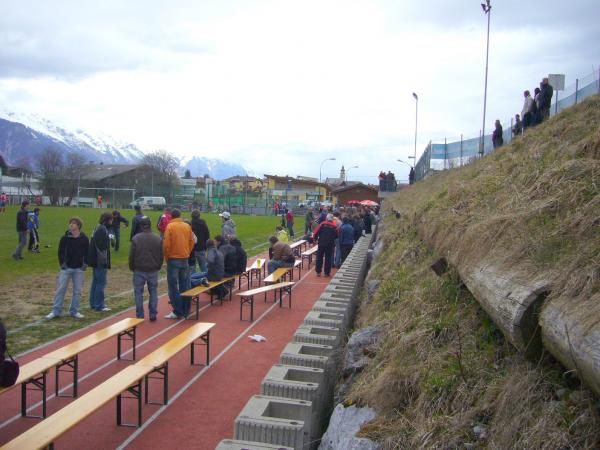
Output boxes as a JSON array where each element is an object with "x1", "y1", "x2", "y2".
[
  {"x1": 191, "y1": 209, "x2": 210, "y2": 273},
  {"x1": 157, "y1": 207, "x2": 172, "y2": 238},
  {"x1": 521, "y1": 90, "x2": 535, "y2": 131},
  {"x1": 285, "y1": 208, "x2": 294, "y2": 237},
  {"x1": 313, "y1": 213, "x2": 338, "y2": 277},
  {"x1": 219, "y1": 211, "x2": 237, "y2": 239},
  {"x1": 46, "y1": 217, "x2": 89, "y2": 319},
  {"x1": 110, "y1": 210, "x2": 129, "y2": 252},
  {"x1": 378, "y1": 171, "x2": 386, "y2": 191},
  {"x1": 339, "y1": 216, "x2": 355, "y2": 263},
  {"x1": 129, "y1": 216, "x2": 163, "y2": 321},
  {"x1": 539, "y1": 77, "x2": 554, "y2": 122},
  {"x1": 492, "y1": 119, "x2": 504, "y2": 149},
  {"x1": 12, "y1": 200, "x2": 30, "y2": 261},
  {"x1": 533, "y1": 87, "x2": 542, "y2": 125},
  {"x1": 409, "y1": 167, "x2": 415, "y2": 185},
  {"x1": 88, "y1": 212, "x2": 113, "y2": 312},
  {"x1": 267, "y1": 236, "x2": 295, "y2": 274},
  {"x1": 27, "y1": 207, "x2": 41, "y2": 253},
  {"x1": 130, "y1": 205, "x2": 144, "y2": 241},
  {"x1": 512, "y1": 114, "x2": 523, "y2": 136},
  {"x1": 163, "y1": 208, "x2": 195, "y2": 319}
]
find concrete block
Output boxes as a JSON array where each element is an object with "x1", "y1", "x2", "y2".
[
  {"x1": 294, "y1": 324, "x2": 342, "y2": 347},
  {"x1": 216, "y1": 439, "x2": 293, "y2": 450},
  {"x1": 235, "y1": 395, "x2": 312, "y2": 450},
  {"x1": 280, "y1": 342, "x2": 335, "y2": 370},
  {"x1": 303, "y1": 311, "x2": 345, "y2": 331},
  {"x1": 312, "y1": 301, "x2": 350, "y2": 324}
]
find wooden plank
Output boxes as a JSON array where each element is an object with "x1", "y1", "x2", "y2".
[
  {"x1": 264, "y1": 267, "x2": 291, "y2": 284},
  {"x1": 237, "y1": 282, "x2": 295, "y2": 297},
  {"x1": 43, "y1": 318, "x2": 144, "y2": 361},
  {"x1": 182, "y1": 277, "x2": 236, "y2": 298},
  {"x1": 0, "y1": 365, "x2": 152, "y2": 450},
  {"x1": 0, "y1": 357, "x2": 61, "y2": 396},
  {"x1": 301, "y1": 246, "x2": 318, "y2": 256},
  {"x1": 135, "y1": 323, "x2": 215, "y2": 368}
]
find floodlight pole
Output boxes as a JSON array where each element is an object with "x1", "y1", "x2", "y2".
[
  {"x1": 412, "y1": 93, "x2": 418, "y2": 167},
  {"x1": 480, "y1": 0, "x2": 492, "y2": 157},
  {"x1": 319, "y1": 157, "x2": 335, "y2": 201}
]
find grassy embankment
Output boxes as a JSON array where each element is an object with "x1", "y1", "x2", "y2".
[
  {"x1": 347, "y1": 95, "x2": 600, "y2": 448},
  {"x1": 0, "y1": 206, "x2": 285, "y2": 354}
]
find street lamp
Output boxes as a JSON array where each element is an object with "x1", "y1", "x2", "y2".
[
  {"x1": 397, "y1": 159, "x2": 411, "y2": 168},
  {"x1": 480, "y1": 0, "x2": 492, "y2": 157},
  {"x1": 345, "y1": 165, "x2": 358, "y2": 182},
  {"x1": 319, "y1": 157, "x2": 335, "y2": 201},
  {"x1": 411, "y1": 92, "x2": 418, "y2": 166}
]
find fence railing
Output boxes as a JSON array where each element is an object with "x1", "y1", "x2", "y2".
[{"x1": 415, "y1": 68, "x2": 600, "y2": 181}]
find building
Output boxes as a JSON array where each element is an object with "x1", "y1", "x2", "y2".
[
  {"x1": 264, "y1": 174, "x2": 332, "y2": 205},
  {"x1": 221, "y1": 175, "x2": 264, "y2": 193},
  {"x1": 331, "y1": 182, "x2": 379, "y2": 206}
]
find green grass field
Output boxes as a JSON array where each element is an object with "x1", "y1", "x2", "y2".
[{"x1": 0, "y1": 205, "x2": 289, "y2": 354}]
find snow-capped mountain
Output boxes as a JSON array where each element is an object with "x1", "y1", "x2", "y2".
[
  {"x1": 0, "y1": 110, "x2": 248, "y2": 180},
  {"x1": 0, "y1": 109, "x2": 144, "y2": 167}
]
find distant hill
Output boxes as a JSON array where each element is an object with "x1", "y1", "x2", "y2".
[{"x1": 0, "y1": 110, "x2": 247, "y2": 179}]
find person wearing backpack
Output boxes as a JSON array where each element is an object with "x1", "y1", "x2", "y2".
[
  {"x1": 0, "y1": 319, "x2": 20, "y2": 387},
  {"x1": 157, "y1": 207, "x2": 172, "y2": 238},
  {"x1": 88, "y1": 212, "x2": 113, "y2": 312},
  {"x1": 46, "y1": 217, "x2": 89, "y2": 319}
]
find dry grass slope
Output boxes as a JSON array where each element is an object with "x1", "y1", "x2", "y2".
[{"x1": 348, "y1": 95, "x2": 600, "y2": 448}]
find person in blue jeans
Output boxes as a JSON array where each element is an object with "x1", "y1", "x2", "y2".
[
  {"x1": 88, "y1": 212, "x2": 113, "y2": 312},
  {"x1": 129, "y1": 216, "x2": 163, "y2": 321},
  {"x1": 46, "y1": 217, "x2": 89, "y2": 319}
]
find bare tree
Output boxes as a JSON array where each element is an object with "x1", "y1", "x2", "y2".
[
  {"x1": 62, "y1": 152, "x2": 87, "y2": 205},
  {"x1": 39, "y1": 147, "x2": 64, "y2": 205},
  {"x1": 140, "y1": 150, "x2": 180, "y2": 200}
]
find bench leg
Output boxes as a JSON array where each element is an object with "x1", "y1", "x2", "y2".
[
  {"x1": 240, "y1": 295, "x2": 254, "y2": 322},
  {"x1": 194, "y1": 295, "x2": 200, "y2": 320},
  {"x1": 21, "y1": 371, "x2": 48, "y2": 418},
  {"x1": 55, "y1": 355, "x2": 78, "y2": 398},
  {"x1": 118, "y1": 326, "x2": 138, "y2": 361},
  {"x1": 145, "y1": 362, "x2": 169, "y2": 405},
  {"x1": 117, "y1": 379, "x2": 143, "y2": 427},
  {"x1": 191, "y1": 331, "x2": 211, "y2": 366}
]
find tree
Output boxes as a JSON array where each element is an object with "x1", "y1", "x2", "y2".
[
  {"x1": 62, "y1": 152, "x2": 87, "y2": 205},
  {"x1": 140, "y1": 150, "x2": 180, "y2": 201},
  {"x1": 38, "y1": 146, "x2": 64, "y2": 205},
  {"x1": 184, "y1": 169, "x2": 191, "y2": 178}
]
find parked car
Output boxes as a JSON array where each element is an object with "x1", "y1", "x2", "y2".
[
  {"x1": 320, "y1": 200, "x2": 333, "y2": 208},
  {"x1": 130, "y1": 196, "x2": 167, "y2": 210},
  {"x1": 298, "y1": 200, "x2": 318, "y2": 208}
]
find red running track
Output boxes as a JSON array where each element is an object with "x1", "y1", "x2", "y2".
[{"x1": 0, "y1": 253, "x2": 333, "y2": 449}]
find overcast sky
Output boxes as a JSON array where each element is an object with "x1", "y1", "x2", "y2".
[{"x1": 1, "y1": 1, "x2": 598, "y2": 183}]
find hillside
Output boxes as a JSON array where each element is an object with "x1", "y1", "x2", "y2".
[{"x1": 349, "y1": 95, "x2": 600, "y2": 448}]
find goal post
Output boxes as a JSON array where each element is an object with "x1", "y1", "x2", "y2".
[{"x1": 76, "y1": 187, "x2": 136, "y2": 209}]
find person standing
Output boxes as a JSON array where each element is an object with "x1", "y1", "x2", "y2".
[
  {"x1": 97, "y1": 195, "x2": 103, "y2": 209},
  {"x1": 129, "y1": 216, "x2": 163, "y2": 321},
  {"x1": 157, "y1": 207, "x2": 172, "y2": 238},
  {"x1": 27, "y1": 207, "x2": 41, "y2": 253},
  {"x1": 88, "y1": 212, "x2": 113, "y2": 312},
  {"x1": 191, "y1": 209, "x2": 210, "y2": 273},
  {"x1": 492, "y1": 120, "x2": 504, "y2": 149},
  {"x1": 130, "y1": 205, "x2": 144, "y2": 241},
  {"x1": 339, "y1": 216, "x2": 355, "y2": 263},
  {"x1": 163, "y1": 209, "x2": 194, "y2": 319},
  {"x1": 333, "y1": 212, "x2": 343, "y2": 269},
  {"x1": 362, "y1": 208, "x2": 372, "y2": 235},
  {"x1": 285, "y1": 208, "x2": 295, "y2": 238},
  {"x1": 110, "y1": 210, "x2": 129, "y2": 252},
  {"x1": 0, "y1": 192, "x2": 7, "y2": 213},
  {"x1": 512, "y1": 114, "x2": 523, "y2": 137},
  {"x1": 539, "y1": 77, "x2": 554, "y2": 123},
  {"x1": 46, "y1": 217, "x2": 89, "y2": 319},
  {"x1": 304, "y1": 208, "x2": 315, "y2": 235},
  {"x1": 521, "y1": 90, "x2": 535, "y2": 131},
  {"x1": 219, "y1": 211, "x2": 237, "y2": 239},
  {"x1": 312, "y1": 213, "x2": 338, "y2": 277},
  {"x1": 12, "y1": 200, "x2": 29, "y2": 261},
  {"x1": 409, "y1": 167, "x2": 415, "y2": 185}
]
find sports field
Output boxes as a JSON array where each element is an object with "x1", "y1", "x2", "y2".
[{"x1": 0, "y1": 205, "x2": 286, "y2": 354}]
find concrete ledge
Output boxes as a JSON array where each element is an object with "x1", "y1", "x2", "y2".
[
  {"x1": 280, "y1": 342, "x2": 335, "y2": 370},
  {"x1": 294, "y1": 324, "x2": 342, "y2": 347},
  {"x1": 303, "y1": 311, "x2": 346, "y2": 331},
  {"x1": 312, "y1": 301, "x2": 350, "y2": 324},
  {"x1": 235, "y1": 395, "x2": 312, "y2": 450},
  {"x1": 216, "y1": 439, "x2": 293, "y2": 450}
]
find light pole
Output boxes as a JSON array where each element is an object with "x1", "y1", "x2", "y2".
[
  {"x1": 411, "y1": 93, "x2": 418, "y2": 166},
  {"x1": 319, "y1": 157, "x2": 335, "y2": 201},
  {"x1": 480, "y1": 0, "x2": 492, "y2": 157},
  {"x1": 345, "y1": 165, "x2": 358, "y2": 182}
]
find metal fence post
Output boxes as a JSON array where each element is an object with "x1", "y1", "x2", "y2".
[
  {"x1": 460, "y1": 134, "x2": 463, "y2": 167},
  {"x1": 575, "y1": 78, "x2": 579, "y2": 104},
  {"x1": 444, "y1": 138, "x2": 448, "y2": 170}
]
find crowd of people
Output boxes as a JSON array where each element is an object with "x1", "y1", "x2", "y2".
[
  {"x1": 8, "y1": 200, "x2": 377, "y2": 321},
  {"x1": 378, "y1": 171, "x2": 398, "y2": 191},
  {"x1": 492, "y1": 77, "x2": 554, "y2": 150}
]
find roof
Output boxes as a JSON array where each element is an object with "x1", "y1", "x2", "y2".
[
  {"x1": 264, "y1": 174, "x2": 327, "y2": 188},
  {"x1": 331, "y1": 182, "x2": 379, "y2": 194},
  {"x1": 81, "y1": 164, "x2": 141, "y2": 181},
  {"x1": 222, "y1": 175, "x2": 261, "y2": 182}
]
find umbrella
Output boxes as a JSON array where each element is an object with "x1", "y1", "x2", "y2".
[
  {"x1": 360, "y1": 200, "x2": 379, "y2": 206},
  {"x1": 346, "y1": 200, "x2": 362, "y2": 205}
]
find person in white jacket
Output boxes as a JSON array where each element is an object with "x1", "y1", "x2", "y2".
[{"x1": 521, "y1": 90, "x2": 535, "y2": 131}]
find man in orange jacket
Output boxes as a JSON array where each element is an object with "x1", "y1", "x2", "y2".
[{"x1": 163, "y1": 209, "x2": 195, "y2": 319}]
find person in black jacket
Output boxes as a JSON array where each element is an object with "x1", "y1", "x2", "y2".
[
  {"x1": 215, "y1": 235, "x2": 237, "y2": 277},
  {"x1": 130, "y1": 205, "x2": 144, "y2": 241},
  {"x1": 110, "y1": 210, "x2": 129, "y2": 251},
  {"x1": 88, "y1": 212, "x2": 113, "y2": 312},
  {"x1": 12, "y1": 200, "x2": 29, "y2": 261},
  {"x1": 191, "y1": 209, "x2": 210, "y2": 272},
  {"x1": 129, "y1": 217, "x2": 163, "y2": 321},
  {"x1": 492, "y1": 119, "x2": 504, "y2": 149},
  {"x1": 46, "y1": 217, "x2": 89, "y2": 319},
  {"x1": 362, "y1": 208, "x2": 372, "y2": 235},
  {"x1": 313, "y1": 214, "x2": 338, "y2": 277},
  {"x1": 230, "y1": 238, "x2": 248, "y2": 275}
]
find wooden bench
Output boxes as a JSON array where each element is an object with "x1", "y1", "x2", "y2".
[
  {"x1": 181, "y1": 276, "x2": 236, "y2": 320},
  {"x1": 289, "y1": 239, "x2": 308, "y2": 257},
  {"x1": 238, "y1": 258, "x2": 266, "y2": 288},
  {"x1": 301, "y1": 245, "x2": 318, "y2": 269},
  {"x1": 0, "y1": 317, "x2": 144, "y2": 419},
  {"x1": 0, "y1": 323, "x2": 215, "y2": 450},
  {"x1": 237, "y1": 282, "x2": 295, "y2": 321}
]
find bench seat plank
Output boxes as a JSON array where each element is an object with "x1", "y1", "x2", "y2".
[
  {"x1": 237, "y1": 282, "x2": 295, "y2": 297},
  {"x1": 0, "y1": 357, "x2": 61, "y2": 396}
]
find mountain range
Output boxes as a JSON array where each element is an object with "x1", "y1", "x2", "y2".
[{"x1": 0, "y1": 110, "x2": 247, "y2": 179}]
